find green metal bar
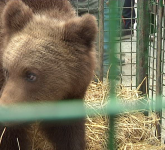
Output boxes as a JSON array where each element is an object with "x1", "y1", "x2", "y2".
[
  {"x1": 0, "y1": 99, "x2": 163, "y2": 123},
  {"x1": 156, "y1": 0, "x2": 163, "y2": 139},
  {"x1": 136, "y1": 0, "x2": 150, "y2": 94},
  {"x1": 108, "y1": 0, "x2": 118, "y2": 149}
]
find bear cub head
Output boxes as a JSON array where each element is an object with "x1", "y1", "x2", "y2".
[{"x1": 0, "y1": 0, "x2": 97, "y2": 104}]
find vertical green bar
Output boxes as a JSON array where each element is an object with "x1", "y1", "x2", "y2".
[
  {"x1": 136, "y1": 0, "x2": 149, "y2": 94},
  {"x1": 156, "y1": 0, "x2": 163, "y2": 139},
  {"x1": 108, "y1": 0, "x2": 118, "y2": 149},
  {"x1": 98, "y1": 0, "x2": 104, "y2": 81}
]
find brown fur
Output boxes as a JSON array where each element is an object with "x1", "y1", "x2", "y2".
[
  {"x1": 0, "y1": 1, "x2": 5, "y2": 90},
  {"x1": 0, "y1": 0, "x2": 97, "y2": 150}
]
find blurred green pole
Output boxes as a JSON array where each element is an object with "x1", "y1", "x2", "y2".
[{"x1": 108, "y1": 0, "x2": 118, "y2": 149}]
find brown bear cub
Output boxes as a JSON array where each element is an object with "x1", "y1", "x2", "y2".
[{"x1": 0, "y1": 0, "x2": 97, "y2": 149}]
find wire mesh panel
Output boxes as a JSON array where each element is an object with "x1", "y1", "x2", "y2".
[
  {"x1": 148, "y1": 1, "x2": 158, "y2": 102},
  {"x1": 116, "y1": 0, "x2": 137, "y2": 89},
  {"x1": 103, "y1": 0, "x2": 137, "y2": 90},
  {"x1": 70, "y1": 0, "x2": 137, "y2": 89},
  {"x1": 70, "y1": 0, "x2": 165, "y2": 146},
  {"x1": 71, "y1": 0, "x2": 152, "y2": 148},
  {"x1": 103, "y1": 0, "x2": 137, "y2": 89},
  {"x1": 148, "y1": 0, "x2": 164, "y2": 139}
]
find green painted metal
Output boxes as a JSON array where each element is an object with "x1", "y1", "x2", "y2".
[
  {"x1": 0, "y1": 98, "x2": 163, "y2": 123},
  {"x1": 108, "y1": 0, "x2": 118, "y2": 149}
]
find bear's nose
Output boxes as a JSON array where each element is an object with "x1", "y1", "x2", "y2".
[{"x1": 0, "y1": 80, "x2": 23, "y2": 104}]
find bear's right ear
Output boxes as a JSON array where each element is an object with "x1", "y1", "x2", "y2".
[
  {"x1": 2, "y1": 0, "x2": 33, "y2": 34},
  {"x1": 63, "y1": 14, "x2": 97, "y2": 48}
]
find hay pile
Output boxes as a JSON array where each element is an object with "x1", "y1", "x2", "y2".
[
  {"x1": 85, "y1": 80, "x2": 109, "y2": 150},
  {"x1": 85, "y1": 79, "x2": 165, "y2": 150},
  {"x1": 116, "y1": 112, "x2": 162, "y2": 150}
]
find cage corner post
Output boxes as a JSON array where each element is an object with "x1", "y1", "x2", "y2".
[
  {"x1": 136, "y1": 0, "x2": 150, "y2": 95},
  {"x1": 98, "y1": 0, "x2": 104, "y2": 81},
  {"x1": 156, "y1": 0, "x2": 163, "y2": 140}
]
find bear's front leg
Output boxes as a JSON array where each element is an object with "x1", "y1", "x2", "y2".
[
  {"x1": 41, "y1": 119, "x2": 85, "y2": 150},
  {"x1": 0, "y1": 125, "x2": 30, "y2": 150}
]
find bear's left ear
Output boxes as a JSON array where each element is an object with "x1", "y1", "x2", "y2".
[
  {"x1": 63, "y1": 14, "x2": 97, "y2": 48},
  {"x1": 2, "y1": 0, "x2": 33, "y2": 35}
]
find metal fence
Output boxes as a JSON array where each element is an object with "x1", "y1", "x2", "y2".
[
  {"x1": 148, "y1": 0, "x2": 165, "y2": 141},
  {"x1": 70, "y1": 0, "x2": 165, "y2": 147}
]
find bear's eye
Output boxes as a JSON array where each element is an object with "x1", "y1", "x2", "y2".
[{"x1": 25, "y1": 72, "x2": 37, "y2": 82}]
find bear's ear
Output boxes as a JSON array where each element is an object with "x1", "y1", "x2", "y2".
[
  {"x1": 63, "y1": 14, "x2": 97, "y2": 48},
  {"x1": 2, "y1": 0, "x2": 33, "y2": 34}
]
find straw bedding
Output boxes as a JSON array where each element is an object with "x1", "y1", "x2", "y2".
[
  {"x1": 85, "y1": 79, "x2": 165, "y2": 150},
  {"x1": 1, "y1": 79, "x2": 165, "y2": 150}
]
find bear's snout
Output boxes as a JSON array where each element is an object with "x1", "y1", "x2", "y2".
[{"x1": 0, "y1": 80, "x2": 26, "y2": 105}]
